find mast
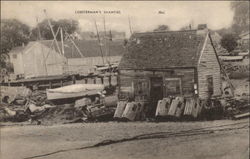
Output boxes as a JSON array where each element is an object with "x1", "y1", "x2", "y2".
[
  {"x1": 60, "y1": 27, "x2": 65, "y2": 56},
  {"x1": 94, "y1": 19, "x2": 105, "y2": 65},
  {"x1": 36, "y1": 16, "x2": 48, "y2": 76},
  {"x1": 103, "y1": 16, "x2": 109, "y2": 64},
  {"x1": 36, "y1": 17, "x2": 42, "y2": 40},
  {"x1": 128, "y1": 16, "x2": 133, "y2": 35}
]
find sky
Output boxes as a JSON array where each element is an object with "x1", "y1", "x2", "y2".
[{"x1": 1, "y1": 1, "x2": 234, "y2": 37}]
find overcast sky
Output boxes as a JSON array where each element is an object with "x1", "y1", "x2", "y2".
[{"x1": 1, "y1": 1, "x2": 234, "y2": 37}]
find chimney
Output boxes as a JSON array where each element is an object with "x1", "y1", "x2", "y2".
[{"x1": 197, "y1": 24, "x2": 208, "y2": 35}]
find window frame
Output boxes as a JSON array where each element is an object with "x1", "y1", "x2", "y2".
[{"x1": 164, "y1": 77, "x2": 183, "y2": 96}]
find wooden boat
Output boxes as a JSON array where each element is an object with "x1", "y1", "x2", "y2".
[{"x1": 46, "y1": 84, "x2": 105, "y2": 100}]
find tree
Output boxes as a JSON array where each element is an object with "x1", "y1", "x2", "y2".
[
  {"x1": 231, "y1": 1, "x2": 249, "y2": 35},
  {"x1": 1, "y1": 19, "x2": 30, "y2": 68},
  {"x1": 153, "y1": 25, "x2": 170, "y2": 32},
  {"x1": 220, "y1": 34, "x2": 238, "y2": 53},
  {"x1": 30, "y1": 19, "x2": 79, "y2": 41}
]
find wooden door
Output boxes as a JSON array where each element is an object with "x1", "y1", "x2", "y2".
[
  {"x1": 149, "y1": 77, "x2": 163, "y2": 117},
  {"x1": 206, "y1": 75, "x2": 214, "y2": 97}
]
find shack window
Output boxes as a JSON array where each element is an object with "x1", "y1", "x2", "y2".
[
  {"x1": 12, "y1": 54, "x2": 17, "y2": 59},
  {"x1": 165, "y1": 78, "x2": 182, "y2": 96},
  {"x1": 206, "y1": 75, "x2": 214, "y2": 96},
  {"x1": 119, "y1": 75, "x2": 133, "y2": 100}
]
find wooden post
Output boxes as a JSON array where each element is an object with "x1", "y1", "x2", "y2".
[
  {"x1": 108, "y1": 75, "x2": 111, "y2": 86},
  {"x1": 93, "y1": 78, "x2": 96, "y2": 84},
  {"x1": 72, "y1": 75, "x2": 76, "y2": 84},
  {"x1": 60, "y1": 80, "x2": 63, "y2": 87},
  {"x1": 49, "y1": 81, "x2": 52, "y2": 89},
  {"x1": 100, "y1": 77, "x2": 104, "y2": 84}
]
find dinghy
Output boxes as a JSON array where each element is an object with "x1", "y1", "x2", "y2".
[{"x1": 46, "y1": 84, "x2": 105, "y2": 100}]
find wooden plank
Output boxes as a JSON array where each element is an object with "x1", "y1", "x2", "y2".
[{"x1": 114, "y1": 101, "x2": 127, "y2": 118}]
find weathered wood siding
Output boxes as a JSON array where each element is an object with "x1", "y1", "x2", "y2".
[
  {"x1": 118, "y1": 68, "x2": 196, "y2": 101},
  {"x1": 9, "y1": 52, "x2": 24, "y2": 75},
  {"x1": 23, "y1": 42, "x2": 66, "y2": 78},
  {"x1": 197, "y1": 35, "x2": 221, "y2": 99},
  {"x1": 66, "y1": 56, "x2": 121, "y2": 74}
]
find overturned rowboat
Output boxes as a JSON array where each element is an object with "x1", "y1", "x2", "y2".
[{"x1": 46, "y1": 84, "x2": 105, "y2": 100}]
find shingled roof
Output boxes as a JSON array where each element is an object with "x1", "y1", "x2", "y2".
[
  {"x1": 118, "y1": 30, "x2": 208, "y2": 69},
  {"x1": 40, "y1": 39, "x2": 126, "y2": 58}
]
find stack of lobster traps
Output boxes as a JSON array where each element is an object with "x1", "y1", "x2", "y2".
[{"x1": 114, "y1": 97, "x2": 224, "y2": 121}]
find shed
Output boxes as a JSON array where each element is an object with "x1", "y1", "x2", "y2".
[
  {"x1": 9, "y1": 41, "x2": 66, "y2": 79},
  {"x1": 117, "y1": 26, "x2": 222, "y2": 114},
  {"x1": 9, "y1": 39, "x2": 126, "y2": 78},
  {"x1": 238, "y1": 31, "x2": 249, "y2": 50}
]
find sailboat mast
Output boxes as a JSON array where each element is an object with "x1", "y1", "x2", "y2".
[{"x1": 94, "y1": 20, "x2": 105, "y2": 65}]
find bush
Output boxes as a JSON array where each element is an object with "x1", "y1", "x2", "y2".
[{"x1": 220, "y1": 34, "x2": 238, "y2": 53}]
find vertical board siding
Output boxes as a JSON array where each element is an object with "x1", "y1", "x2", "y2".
[
  {"x1": 66, "y1": 56, "x2": 122, "y2": 74},
  {"x1": 198, "y1": 36, "x2": 221, "y2": 99},
  {"x1": 118, "y1": 68, "x2": 195, "y2": 101},
  {"x1": 23, "y1": 43, "x2": 65, "y2": 78}
]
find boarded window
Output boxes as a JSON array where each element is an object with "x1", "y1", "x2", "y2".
[{"x1": 165, "y1": 78, "x2": 182, "y2": 96}]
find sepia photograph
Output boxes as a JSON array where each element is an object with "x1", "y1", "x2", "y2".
[{"x1": 0, "y1": 1, "x2": 249, "y2": 159}]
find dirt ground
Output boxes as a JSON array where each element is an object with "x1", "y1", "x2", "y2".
[{"x1": 1, "y1": 119, "x2": 249, "y2": 159}]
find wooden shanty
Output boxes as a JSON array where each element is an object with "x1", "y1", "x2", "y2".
[{"x1": 117, "y1": 24, "x2": 222, "y2": 116}]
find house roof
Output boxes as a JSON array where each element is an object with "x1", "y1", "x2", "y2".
[
  {"x1": 118, "y1": 30, "x2": 208, "y2": 69},
  {"x1": 8, "y1": 42, "x2": 38, "y2": 55},
  {"x1": 9, "y1": 39, "x2": 126, "y2": 58},
  {"x1": 8, "y1": 46, "x2": 26, "y2": 54},
  {"x1": 40, "y1": 39, "x2": 126, "y2": 58}
]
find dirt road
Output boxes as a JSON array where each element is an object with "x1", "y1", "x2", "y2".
[{"x1": 1, "y1": 119, "x2": 249, "y2": 159}]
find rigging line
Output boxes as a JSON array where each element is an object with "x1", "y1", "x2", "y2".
[
  {"x1": 63, "y1": 28, "x2": 84, "y2": 58},
  {"x1": 44, "y1": 27, "x2": 60, "y2": 61}
]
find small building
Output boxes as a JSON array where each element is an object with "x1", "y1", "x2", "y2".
[
  {"x1": 9, "y1": 41, "x2": 66, "y2": 79},
  {"x1": 238, "y1": 31, "x2": 250, "y2": 50},
  {"x1": 9, "y1": 39, "x2": 125, "y2": 79},
  {"x1": 117, "y1": 25, "x2": 222, "y2": 114}
]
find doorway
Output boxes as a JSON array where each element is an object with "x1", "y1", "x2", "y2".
[
  {"x1": 149, "y1": 77, "x2": 163, "y2": 117},
  {"x1": 206, "y1": 75, "x2": 214, "y2": 98}
]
